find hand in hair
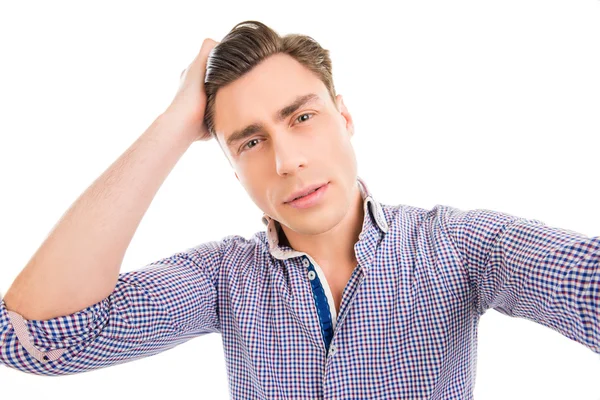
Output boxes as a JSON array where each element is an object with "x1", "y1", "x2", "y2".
[{"x1": 165, "y1": 38, "x2": 219, "y2": 142}]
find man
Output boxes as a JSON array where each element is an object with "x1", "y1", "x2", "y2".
[{"x1": 1, "y1": 20, "x2": 598, "y2": 399}]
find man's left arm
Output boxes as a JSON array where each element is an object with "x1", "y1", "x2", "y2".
[{"x1": 440, "y1": 205, "x2": 599, "y2": 354}]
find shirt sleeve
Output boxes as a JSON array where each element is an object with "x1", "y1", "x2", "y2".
[
  {"x1": 0, "y1": 237, "x2": 230, "y2": 376},
  {"x1": 438, "y1": 205, "x2": 600, "y2": 355}
]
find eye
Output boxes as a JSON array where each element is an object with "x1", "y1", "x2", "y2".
[
  {"x1": 241, "y1": 138, "x2": 261, "y2": 152},
  {"x1": 294, "y1": 112, "x2": 314, "y2": 124}
]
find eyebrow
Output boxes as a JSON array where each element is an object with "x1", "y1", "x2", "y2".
[{"x1": 225, "y1": 93, "x2": 321, "y2": 149}]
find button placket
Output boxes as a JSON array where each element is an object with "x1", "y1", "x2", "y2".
[{"x1": 302, "y1": 255, "x2": 336, "y2": 353}]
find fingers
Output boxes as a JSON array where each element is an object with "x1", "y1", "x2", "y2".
[
  {"x1": 179, "y1": 38, "x2": 219, "y2": 84},
  {"x1": 185, "y1": 38, "x2": 219, "y2": 82}
]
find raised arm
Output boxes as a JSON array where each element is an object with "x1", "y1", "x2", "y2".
[
  {"x1": 2, "y1": 38, "x2": 218, "y2": 321},
  {"x1": 1, "y1": 38, "x2": 221, "y2": 375}
]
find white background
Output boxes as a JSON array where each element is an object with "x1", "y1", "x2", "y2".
[{"x1": 1, "y1": 0, "x2": 599, "y2": 398}]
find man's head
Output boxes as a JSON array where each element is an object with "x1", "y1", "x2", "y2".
[{"x1": 204, "y1": 21, "x2": 359, "y2": 238}]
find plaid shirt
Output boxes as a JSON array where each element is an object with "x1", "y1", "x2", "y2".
[{"x1": 1, "y1": 176, "x2": 599, "y2": 399}]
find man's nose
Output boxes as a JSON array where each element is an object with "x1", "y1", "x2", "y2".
[{"x1": 274, "y1": 135, "x2": 308, "y2": 176}]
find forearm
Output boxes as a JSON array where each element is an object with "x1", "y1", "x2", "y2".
[{"x1": 3, "y1": 112, "x2": 195, "y2": 320}]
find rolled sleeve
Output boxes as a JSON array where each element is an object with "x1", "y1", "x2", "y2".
[
  {"x1": 440, "y1": 205, "x2": 600, "y2": 354},
  {"x1": 2, "y1": 297, "x2": 106, "y2": 366},
  {"x1": 0, "y1": 238, "x2": 227, "y2": 376}
]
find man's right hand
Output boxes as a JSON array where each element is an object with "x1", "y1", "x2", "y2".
[{"x1": 165, "y1": 38, "x2": 219, "y2": 142}]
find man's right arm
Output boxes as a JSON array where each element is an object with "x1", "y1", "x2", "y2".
[
  {"x1": 0, "y1": 108, "x2": 230, "y2": 375},
  {"x1": 0, "y1": 38, "x2": 221, "y2": 375},
  {"x1": 0, "y1": 108, "x2": 233, "y2": 375}
]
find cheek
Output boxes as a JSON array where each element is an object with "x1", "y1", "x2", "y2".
[
  {"x1": 241, "y1": 177, "x2": 271, "y2": 207},
  {"x1": 319, "y1": 124, "x2": 352, "y2": 155}
]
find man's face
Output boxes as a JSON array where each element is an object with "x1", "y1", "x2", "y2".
[{"x1": 213, "y1": 53, "x2": 357, "y2": 236}]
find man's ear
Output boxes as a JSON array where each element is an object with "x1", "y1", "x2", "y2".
[{"x1": 336, "y1": 94, "x2": 355, "y2": 138}]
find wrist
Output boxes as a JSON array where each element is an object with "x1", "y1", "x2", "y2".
[{"x1": 157, "y1": 109, "x2": 200, "y2": 145}]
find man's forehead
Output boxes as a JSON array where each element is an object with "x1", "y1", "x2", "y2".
[{"x1": 214, "y1": 55, "x2": 330, "y2": 130}]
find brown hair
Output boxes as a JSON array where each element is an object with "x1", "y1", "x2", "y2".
[{"x1": 204, "y1": 20, "x2": 337, "y2": 139}]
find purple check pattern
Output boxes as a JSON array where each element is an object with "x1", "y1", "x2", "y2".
[{"x1": 1, "y1": 176, "x2": 598, "y2": 399}]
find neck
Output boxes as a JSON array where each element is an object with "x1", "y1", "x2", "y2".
[{"x1": 278, "y1": 183, "x2": 364, "y2": 272}]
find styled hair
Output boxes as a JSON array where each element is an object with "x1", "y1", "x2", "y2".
[{"x1": 204, "y1": 20, "x2": 337, "y2": 139}]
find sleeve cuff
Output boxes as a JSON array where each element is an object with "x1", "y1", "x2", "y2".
[{"x1": 1, "y1": 297, "x2": 109, "y2": 365}]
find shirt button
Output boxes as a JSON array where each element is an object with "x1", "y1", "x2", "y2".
[
  {"x1": 329, "y1": 345, "x2": 337, "y2": 356},
  {"x1": 308, "y1": 270, "x2": 316, "y2": 280},
  {"x1": 42, "y1": 355, "x2": 49, "y2": 361},
  {"x1": 302, "y1": 258, "x2": 310, "y2": 268}
]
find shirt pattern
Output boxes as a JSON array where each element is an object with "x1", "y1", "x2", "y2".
[{"x1": 1, "y1": 176, "x2": 599, "y2": 399}]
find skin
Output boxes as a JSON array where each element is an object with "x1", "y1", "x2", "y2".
[{"x1": 213, "y1": 53, "x2": 364, "y2": 274}]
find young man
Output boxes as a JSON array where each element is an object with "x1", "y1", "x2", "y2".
[{"x1": 1, "y1": 20, "x2": 598, "y2": 399}]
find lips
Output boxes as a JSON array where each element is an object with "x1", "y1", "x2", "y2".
[{"x1": 285, "y1": 182, "x2": 328, "y2": 203}]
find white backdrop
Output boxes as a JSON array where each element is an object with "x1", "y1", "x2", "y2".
[{"x1": 0, "y1": 1, "x2": 599, "y2": 398}]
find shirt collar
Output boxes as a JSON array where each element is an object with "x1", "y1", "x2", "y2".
[{"x1": 261, "y1": 176, "x2": 389, "y2": 260}]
